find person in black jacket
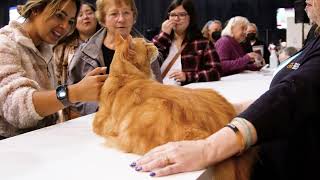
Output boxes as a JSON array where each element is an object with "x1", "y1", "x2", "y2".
[
  {"x1": 131, "y1": 0, "x2": 320, "y2": 179},
  {"x1": 242, "y1": 23, "x2": 270, "y2": 64}
]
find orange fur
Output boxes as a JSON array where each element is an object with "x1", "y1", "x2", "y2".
[{"x1": 93, "y1": 33, "x2": 256, "y2": 180}]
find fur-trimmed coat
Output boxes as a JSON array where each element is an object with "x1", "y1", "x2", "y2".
[{"x1": 0, "y1": 21, "x2": 57, "y2": 138}]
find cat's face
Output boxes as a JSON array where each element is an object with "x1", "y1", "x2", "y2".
[
  {"x1": 131, "y1": 38, "x2": 159, "y2": 67},
  {"x1": 114, "y1": 34, "x2": 158, "y2": 76}
]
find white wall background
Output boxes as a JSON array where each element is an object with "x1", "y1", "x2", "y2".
[{"x1": 286, "y1": 17, "x2": 311, "y2": 50}]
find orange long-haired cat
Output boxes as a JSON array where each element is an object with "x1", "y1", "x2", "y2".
[{"x1": 93, "y1": 34, "x2": 256, "y2": 180}]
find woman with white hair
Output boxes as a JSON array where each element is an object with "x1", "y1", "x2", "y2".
[{"x1": 215, "y1": 16, "x2": 263, "y2": 76}]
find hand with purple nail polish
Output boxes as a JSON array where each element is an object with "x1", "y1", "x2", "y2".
[
  {"x1": 130, "y1": 162, "x2": 136, "y2": 167},
  {"x1": 150, "y1": 172, "x2": 156, "y2": 177},
  {"x1": 135, "y1": 166, "x2": 142, "y2": 171},
  {"x1": 133, "y1": 140, "x2": 209, "y2": 177}
]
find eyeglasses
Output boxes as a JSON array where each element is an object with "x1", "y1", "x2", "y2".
[
  {"x1": 168, "y1": 12, "x2": 188, "y2": 19},
  {"x1": 107, "y1": 10, "x2": 133, "y2": 20}
]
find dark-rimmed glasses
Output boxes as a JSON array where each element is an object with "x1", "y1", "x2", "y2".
[{"x1": 168, "y1": 12, "x2": 188, "y2": 19}]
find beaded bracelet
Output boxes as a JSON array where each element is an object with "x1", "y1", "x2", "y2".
[{"x1": 225, "y1": 124, "x2": 245, "y2": 155}]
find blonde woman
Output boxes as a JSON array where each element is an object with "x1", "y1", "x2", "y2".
[
  {"x1": 0, "y1": 0, "x2": 107, "y2": 139},
  {"x1": 215, "y1": 16, "x2": 263, "y2": 76},
  {"x1": 67, "y1": 0, "x2": 162, "y2": 117}
]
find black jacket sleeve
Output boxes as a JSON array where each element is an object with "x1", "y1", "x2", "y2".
[{"x1": 239, "y1": 49, "x2": 320, "y2": 144}]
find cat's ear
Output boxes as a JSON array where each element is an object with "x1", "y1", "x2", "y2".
[{"x1": 115, "y1": 32, "x2": 125, "y2": 47}]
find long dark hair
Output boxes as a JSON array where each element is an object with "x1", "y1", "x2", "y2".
[
  {"x1": 165, "y1": 0, "x2": 202, "y2": 43},
  {"x1": 56, "y1": 0, "x2": 101, "y2": 45}
]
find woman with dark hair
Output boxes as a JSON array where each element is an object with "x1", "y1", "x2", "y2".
[
  {"x1": 0, "y1": 0, "x2": 107, "y2": 139},
  {"x1": 152, "y1": 0, "x2": 221, "y2": 85},
  {"x1": 53, "y1": 0, "x2": 101, "y2": 121}
]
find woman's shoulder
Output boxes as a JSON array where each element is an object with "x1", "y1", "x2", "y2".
[
  {"x1": 0, "y1": 31, "x2": 19, "y2": 55},
  {"x1": 0, "y1": 22, "x2": 36, "y2": 52},
  {"x1": 188, "y1": 36, "x2": 211, "y2": 46},
  {"x1": 215, "y1": 36, "x2": 235, "y2": 48},
  {"x1": 153, "y1": 31, "x2": 171, "y2": 41},
  {"x1": 0, "y1": 25, "x2": 19, "y2": 47},
  {"x1": 216, "y1": 36, "x2": 233, "y2": 43}
]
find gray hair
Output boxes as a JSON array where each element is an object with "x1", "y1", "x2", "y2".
[
  {"x1": 248, "y1": 23, "x2": 258, "y2": 31},
  {"x1": 221, "y1": 16, "x2": 249, "y2": 37},
  {"x1": 248, "y1": 23, "x2": 259, "y2": 37},
  {"x1": 201, "y1": 19, "x2": 222, "y2": 39}
]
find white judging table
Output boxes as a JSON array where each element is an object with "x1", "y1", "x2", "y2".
[
  {"x1": 0, "y1": 113, "x2": 212, "y2": 180},
  {"x1": 0, "y1": 70, "x2": 273, "y2": 180},
  {"x1": 185, "y1": 69, "x2": 273, "y2": 113}
]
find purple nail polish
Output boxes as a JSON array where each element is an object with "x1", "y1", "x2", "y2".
[
  {"x1": 150, "y1": 172, "x2": 156, "y2": 177},
  {"x1": 135, "y1": 166, "x2": 142, "y2": 171},
  {"x1": 130, "y1": 162, "x2": 136, "y2": 167}
]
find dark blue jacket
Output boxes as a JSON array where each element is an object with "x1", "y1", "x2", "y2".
[{"x1": 239, "y1": 36, "x2": 320, "y2": 180}]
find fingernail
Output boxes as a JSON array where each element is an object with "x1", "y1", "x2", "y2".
[
  {"x1": 135, "y1": 166, "x2": 142, "y2": 171},
  {"x1": 130, "y1": 162, "x2": 136, "y2": 167},
  {"x1": 150, "y1": 172, "x2": 156, "y2": 177}
]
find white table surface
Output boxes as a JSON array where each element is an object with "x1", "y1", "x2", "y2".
[
  {"x1": 0, "y1": 70, "x2": 273, "y2": 180},
  {"x1": 0, "y1": 113, "x2": 211, "y2": 180},
  {"x1": 185, "y1": 70, "x2": 273, "y2": 113}
]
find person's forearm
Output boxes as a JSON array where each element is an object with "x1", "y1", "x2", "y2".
[
  {"x1": 32, "y1": 84, "x2": 80, "y2": 117},
  {"x1": 203, "y1": 120, "x2": 257, "y2": 165}
]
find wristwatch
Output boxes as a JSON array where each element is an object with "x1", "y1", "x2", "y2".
[{"x1": 56, "y1": 85, "x2": 72, "y2": 107}]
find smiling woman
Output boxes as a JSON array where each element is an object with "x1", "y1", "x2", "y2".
[
  {"x1": 19, "y1": 0, "x2": 80, "y2": 45},
  {"x1": 53, "y1": 1, "x2": 101, "y2": 121},
  {"x1": 0, "y1": 0, "x2": 108, "y2": 139}
]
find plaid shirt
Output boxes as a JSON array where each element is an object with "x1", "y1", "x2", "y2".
[{"x1": 153, "y1": 32, "x2": 222, "y2": 85}]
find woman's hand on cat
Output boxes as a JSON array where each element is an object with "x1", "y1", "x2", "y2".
[
  {"x1": 169, "y1": 70, "x2": 186, "y2": 82},
  {"x1": 69, "y1": 67, "x2": 108, "y2": 102},
  {"x1": 161, "y1": 19, "x2": 177, "y2": 35},
  {"x1": 132, "y1": 140, "x2": 210, "y2": 177}
]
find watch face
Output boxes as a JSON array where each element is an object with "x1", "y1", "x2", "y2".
[
  {"x1": 56, "y1": 85, "x2": 67, "y2": 100},
  {"x1": 57, "y1": 90, "x2": 66, "y2": 99}
]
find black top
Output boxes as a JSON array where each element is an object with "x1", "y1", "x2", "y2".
[
  {"x1": 239, "y1": 36, "x2": 320, "y2": 180},
  {"x1": 102, "y1": 44, "x2": 115, "y2": 74},
  {"x1": 241, "y1": 39, "x2": 270, "y2": 64},
  {"x1": 304, "y1": 24, "x2": 318, "y2": 46}
]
